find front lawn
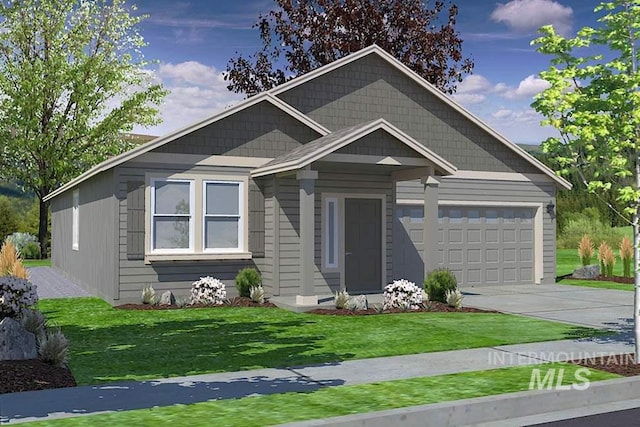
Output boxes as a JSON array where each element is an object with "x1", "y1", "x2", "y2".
[
  {"x1": 24, "y1": 363, "x2": 619, "y2": 427},
  {"x1": 39, "y1": 298, "x2": 597, "y2": 385},
  {"x1": 24, "y1": 258, "x2": 52, "y2": 267},
  {"x1": 557, "y1": 248, "x2": 632, "y2": 290},
  {"x1": 560, "y1": 279, "x2": 633, "y2": 291}
]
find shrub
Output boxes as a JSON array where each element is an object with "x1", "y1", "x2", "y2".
[
  {"x1": 38, "y1": 328, "x2": 69, "y2": 367},
  {"x1": 235, "y1": 267, "x2": 261, "y2": 297},
  {"x1": 191, "y1": 276, "x2": 227, "y2": 305},
  {"x1": 598, "y1": 242, "x2": 615, "y2": 277},
  {"x1": 334, "y1": 290, "x2": 349, "y2": 309},
  {"x1": 141, "y1": 284, "x2": 156, "y2": 305},
  {"x1": 0, "y1": 276, "x2": 38, "y2": 319},
  {"x1": 620, "y1": 236, "x2": 633, "y2": 278},
  {"x1": 424, "y1": 269, "x2": 458, "y2": 303},
  {"x1": 249, "y1": 285, "x2": 265, "y2": 304},
  {"x1": 446, "y1": 289, "x2": 464, "y2": 309},
  {"x1": 5, "y1": 232, "x2": 40, "y2": 258},
  {"x1": 383, "y1": 279, "x2": 423, "y2": 310},
  {"x1": 0, "y1": 240, "x2": 29, "y2": 279},
  {"x1": 578, "y1": 234, "x2": 594, "y2": 266},
  {"x1": 557, "y1": 215, "x2": 626, "y2": 249},
  {"x1": 21, "y1": 308, "x2": 47, "y2": 339},
  {"x1": 0, "y1": 196, "x2": 20, "y2": 244}
]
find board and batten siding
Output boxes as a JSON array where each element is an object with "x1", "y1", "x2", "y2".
[
  {"x1": 396, "y1": 177, "x2": 557, "y2": 284},
  {"x1": 115, "y1": 163, "x2": 265, "y2": 303},
  {"x1": 50, "y1": 169, "x2": 118, "y2": 303}
]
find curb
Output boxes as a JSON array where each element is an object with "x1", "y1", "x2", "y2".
[{"x1": 279, "y1": 376, "x2": 640, "y2": 427}]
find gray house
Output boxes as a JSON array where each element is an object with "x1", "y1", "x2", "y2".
[{"x1": 44, "y1": 45, "x2": 571, "y2": 306}]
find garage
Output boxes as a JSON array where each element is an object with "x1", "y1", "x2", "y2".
[{"x1": 394, "y1": 205, "x2": 537, "y2": 286}]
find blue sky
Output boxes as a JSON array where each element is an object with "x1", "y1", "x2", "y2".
[{"x1": 131, "y1": 0, "x2": 604, "y2": 144}]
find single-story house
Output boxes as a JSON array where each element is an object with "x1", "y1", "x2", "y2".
[{"x1": 44, "y1": 45, "x2": 571, "y2": 306}]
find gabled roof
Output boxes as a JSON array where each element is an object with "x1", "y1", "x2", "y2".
[
  {"x1": 251, "y1": 118, "x2": 457, "y2": 177},
  {"x1": 269, "y1": 45, "x2": 571, "y2": 190},
  {"x1": 44, "y1": 94, "x2": 330, "y2": 201}
]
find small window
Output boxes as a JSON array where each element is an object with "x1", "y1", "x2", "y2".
[
  {"x1": 486, "y1": 209, "x2": 499, "y2": 224},
  {"x1": 449, "y1": 209, "x2": 463, "y2": 223},
  {"x1": 504, "y1": 209, "x2": 516, "y2": 223},
  {"x1": 409, "y1": 207, "x2": 424, "y2": 223},
  {"x1": 468, "y1": 209, "x2": 481, "y2": 224},
  {"x1": 151, "y1": 179, "x2": 194, "y2": 251},
  {"x1": 325, "y1": 198, "x2": 338, "y2": 268},
  {"x1": 438, "y1": 208, "x2": 444, "y2": 223},
  {"x1": 520, "y1": 209, "x2": 533, "y2": 224},
  {"x1": 204, "y1": 181, "x2": 243, "y2": 251},
  {"x1": 72, "y1": 189, "x2": 79, "y2": 250}
]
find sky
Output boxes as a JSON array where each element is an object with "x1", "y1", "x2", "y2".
[{"x1": 130, "y1": 0, "x2": 605, "y2": 145}]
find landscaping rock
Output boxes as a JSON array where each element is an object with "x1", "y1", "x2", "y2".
[
  {"x1": 159, "y1": 291, "x2": 176, "y2": 306},
  {"x1": 573, "y1": 265, "x2": 600, "y2": 279},
  {"x1": 347, "y1": 295, "x2": 368, "y2": 311},
  {"x1": 0, "y1": 317, "x2": 37, "y2": 361}
]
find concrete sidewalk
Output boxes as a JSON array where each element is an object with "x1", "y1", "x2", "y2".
[{"x1": 1, "y1": 335, "x2": 633, "y2": 425}]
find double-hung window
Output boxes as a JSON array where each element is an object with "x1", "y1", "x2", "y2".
[
  {"x1": 151, "y1": 179, "x2": 194, "y2": 252},
  {"x1": 204, "y1": 181, "x2": 243, "y2": 252}
]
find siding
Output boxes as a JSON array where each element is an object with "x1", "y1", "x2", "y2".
[
  {"x1": 335, "y1": 129, "x2": 422, "y2": 158},
  {"x1": 50, "y1": 170, "x2": 118, "y2": 303},
  {"x1": 397, "y1": 178, "x2": 557, "y2": 284},
  {"x1": 277, "y1": 54, "x2": 541, "y2": 174}
]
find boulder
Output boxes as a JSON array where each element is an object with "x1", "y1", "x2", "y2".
[
  {"x1": 0, "y1": 317, "x2": 37, "y2": 361},
  {"x1": 573, "y1": 265, "x2": 600, "y2": 279},
  {"x1": 347, "y1": 295, "x2": 368, "y2": 311},
  {"x1": 159, "y1": 291, "x2": 176, "y2": 306}
]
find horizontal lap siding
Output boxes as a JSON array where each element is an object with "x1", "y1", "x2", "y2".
[
  {"x1": 397, "y1": 178, "x2": 557, "y2": 284},
  {"x1": 262, "y1": 178, "x2": 274, "y2": 295}
]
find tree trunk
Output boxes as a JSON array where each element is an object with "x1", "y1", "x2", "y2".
[
  {"x1": 635, "y1": 155, "x2": 640, "y2": 363},
  {"x1": 38, "y1": 197, "x2": 49, "y2": 259}
]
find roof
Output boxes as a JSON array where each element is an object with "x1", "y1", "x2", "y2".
[{"x1": 251, "y1": 118, "x2": 457, "y2": 177}]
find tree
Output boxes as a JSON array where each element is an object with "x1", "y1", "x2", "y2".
[
  {"x1": 0, "y1": 0, "x2": 166, "y2": 258},
  {"x1": 531, "y1": 0, "x2": 640, "y2": 359},
  {"x1": 225, "y1": 0, "x2": 473, "y2": 96}
]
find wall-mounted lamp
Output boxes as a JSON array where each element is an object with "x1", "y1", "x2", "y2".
[{"x1": 546, "y1": 200, "x2": 556, "y2": 218}]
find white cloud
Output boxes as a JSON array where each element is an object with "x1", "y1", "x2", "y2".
[
  {"x1": 491, "y1": 0, "x2": 573, "y2": 37},
  {"x1": 451, "y1": 93, "x2": 486, "y2": 105},
  {"x1": 500, "y1": 75, "x2": 551, "y2": 99},
  {"x1": 457, "y1": 75, "x2": 493, "y2": 94}
]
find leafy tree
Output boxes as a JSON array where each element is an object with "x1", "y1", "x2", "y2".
[
  {"x1": 226, "y1": 0, "x2": 473, "y2": 96},
  {"x1": 0, "y1": 0, "x2": 166, "y2": 257},
  {"x1": 531, "y1": 0, "x2": 640, "y2": 358}
]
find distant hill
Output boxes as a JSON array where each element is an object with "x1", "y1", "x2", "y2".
[
  {"x1": 0, "y1": 181, "x2": 32, "y2": 199},
  {"x1": 517, "y1": 143, "x2": 542, "y2": 155}
]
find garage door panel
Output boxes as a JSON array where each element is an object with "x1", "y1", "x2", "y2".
[
  {"x1": 467, "y1": 229, "x2": 482, "y2": 243},
  {"x1": 486, "y1": 249, "x2": 500, "y2": 263},
  {"x1": 503, "y1": 229, "x2": 517, "y2": 243},
  {"x1": 486, "y1": 229, "x2": 499, "y2": 243},
  {"x1": 503, "y1": 248, "x2": 516, "y2": 263},
  {"x1": 467, "y1": 249, "x2": 481, "y2": 263},
  {"x1": 448, "y1": 229, "x2": 463, "y2": 243},
  {"x1": 449, "y1": 249, "x2": 463, "y2": 264}
]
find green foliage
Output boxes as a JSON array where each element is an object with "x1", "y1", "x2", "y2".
[
  {"x1": 0, "y1": 196, "x2": 20, "y2": 243},
  {"x1": 557, "y1": 210, "x2": 626, "y2": 249},
  {"x1": 20, "y1": 242, "x2": 41, "y2": 260},
  {"x1": 235, "y1": 267, "x2": 262, "y2": 297},
  {"x1": 424, "y1": 269, "x2": 458, "y2": 303},
  {"x1": 5, "y1": 232, "x2": 40, "y2": 257}
]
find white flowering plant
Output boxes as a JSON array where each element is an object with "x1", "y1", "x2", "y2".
[
  {"x1": 190, "y1": 276, "x2": 227, "y2": 305},
  {"x1": 0, "y1": 276, "x2": 38, "y2": 319},
  {"x1": 446, "y1": 289, "x2": 464, "y2": 309},
  {"x1": 383, "y1": 279, "x2": 423, "y2": 310}
]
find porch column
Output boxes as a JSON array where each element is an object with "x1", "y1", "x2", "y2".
[
  {"x1": 296, "y1": 169, "x2": 319, "y2": 305},
  {"x1": 422, "y1": 176, "x2": 440, "y2": 278}
]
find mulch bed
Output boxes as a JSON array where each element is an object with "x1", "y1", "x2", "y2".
[
  {"x1": 0, "y1": 359, "x2": 76, "y2": 394},
  {"x1": 569, "y1": 275, "x2": 633, "y2": 284},
  {"x1": 571, "y1": 353, "x2": 640, "y2": 377},
  {"x1": 308, "y1": 301, "x2": 497, "y2": 315},
  {"x1": 115, "y1": 296, "x2": 277, "y2": 310}
]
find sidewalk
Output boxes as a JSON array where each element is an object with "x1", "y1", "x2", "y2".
[{"x1": 1, "y1": 335, "x2": 633, "y2": 425}]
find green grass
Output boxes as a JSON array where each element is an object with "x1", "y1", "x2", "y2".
[
  {"x1": 25, "y1": 363, "x2": 619, "y2": 426},
  {"x1": 560, "y1": 279, "x2": 633, "y2": 291},
  {"x1": 556, "y1": 248, "x2": 628, "y2": 277},
  {"x1": 24, "y1": 258, "x2": 52, "y2": 267},
  {"x1": 38, "y1": 298, "x2": 597, "y2": 386}
]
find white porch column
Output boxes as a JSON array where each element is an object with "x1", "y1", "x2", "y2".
[
  {"x1": 296, "y1": 169, "x2": 318, "y2": 305},
  {"x1": 422, "y1": 176, "x2": 440, "y2": 277}
]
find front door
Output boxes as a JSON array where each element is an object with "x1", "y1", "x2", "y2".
[{"x1": 345, "y1": 198, "x2": 382, "y2": 292}]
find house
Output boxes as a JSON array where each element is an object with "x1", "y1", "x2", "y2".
[{"x1": 44, "y1": 45, "x2": 571, "y2": 306}]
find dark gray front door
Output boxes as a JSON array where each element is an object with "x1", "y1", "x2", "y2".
[{"x1": 345, "y1": 198, "x2": 382, "y2": 292}]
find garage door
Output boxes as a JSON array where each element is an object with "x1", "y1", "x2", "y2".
[{"x1": 394, "y1": 205, "x2": 535, "y2": 286}]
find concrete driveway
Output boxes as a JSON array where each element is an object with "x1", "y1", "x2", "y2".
[{"x1": 463, "y1": 284, "x2": 633, "y2": 331}]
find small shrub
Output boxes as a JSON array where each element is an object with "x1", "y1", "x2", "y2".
[
  {"x1": 598, "y1": 242, "x2": 615, "y2": 277},
  {"x1": 558, "y1": 216, "x2": 625, "y2": 249},
  {"x1": 21, "y1": 308, "x2": 47, "y2": 339},
  {"x1": 446, "y1": 289, "x2": 464, "y2": 309},
  {"x1": 383, "y1": 279, "x2": 423, "y2": 310},
  {"x1": 0, "y1": 276, "x2": 38, "y2": 319},
  {"x1": 5, "y1": 232, "x2": 40, "y2": 258},
  {"x1": 38, "y1": 328, "x2": 69, "y2": 367},
  {"x1": 334, "y1": 290, "x2": 349, "y2": 309},
  {"x1": 620, "y1": 236, "x2": 633, "y2": 278},
  {"x1": 175, "y1": 296, "x2": 191, "y2": 308},
  {"x1": 191, "y1": 276, "x2": 227, "y2": 305},
  {"x1": 424, "y1": 269, "x2": 457, "y2": 303},
  {"x1": 249, "y1": 285, "x2": 265, "y2": 304},
  {"x1": 578, "y1": 234, "x2": 594, "y2": 266},
  {"x1": 20, "y1": 242, "x2": 41, "y2": 260},
  {"x1": 141, "y1": 284, "x2": 156, "y2": 305},
  {"x1": 372, "y1": 303, "x2": 384, "y2": 314},
  {"x1": 235, "y1": 267, "x2": 261, "y2": 298}
]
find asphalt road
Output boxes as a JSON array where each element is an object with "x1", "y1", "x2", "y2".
[{"x1": 529, "y1": 406, "x2": 640, "y2": 427}]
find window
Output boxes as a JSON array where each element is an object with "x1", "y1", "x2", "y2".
[
  {"x1": 151, "y1": 179, "x2": 194, "y2": 251},
  {"x1": 72, "y1": 189, "x2": 79, "y2": 250},
  {"x1": 204, "y1": 181, "x2": 243, "y2": 251},
  {"x1": 325, "y1": 198, "x2": 338, "y2": 268}
]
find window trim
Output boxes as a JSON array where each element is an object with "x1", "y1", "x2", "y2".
[
  {"x1": 202, "y1": 180, "x2": 245, "y2": 253},
  {"x1": 72, "y1": 189, "x2": 79, "y2": 251},
  {"x1": 149, "y1": 178, "x2": 195, "y2": 254},
  {"x1": 324, "y1": 197, "x2": 338, "y2": 269}
]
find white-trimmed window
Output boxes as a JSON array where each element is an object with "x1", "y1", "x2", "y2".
[
  {"x1": 72, "y1": 189, "x2": 79, "y2": 250},
  {"x1": 150, "y1": 179, "x2": 194, "y2": 252},
  {"x1": 203, "y1": 181, "x2": 243, "y2": 252},
  {"x1": 325, "y1": 197, "x2": 338, "y2": 268}
]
